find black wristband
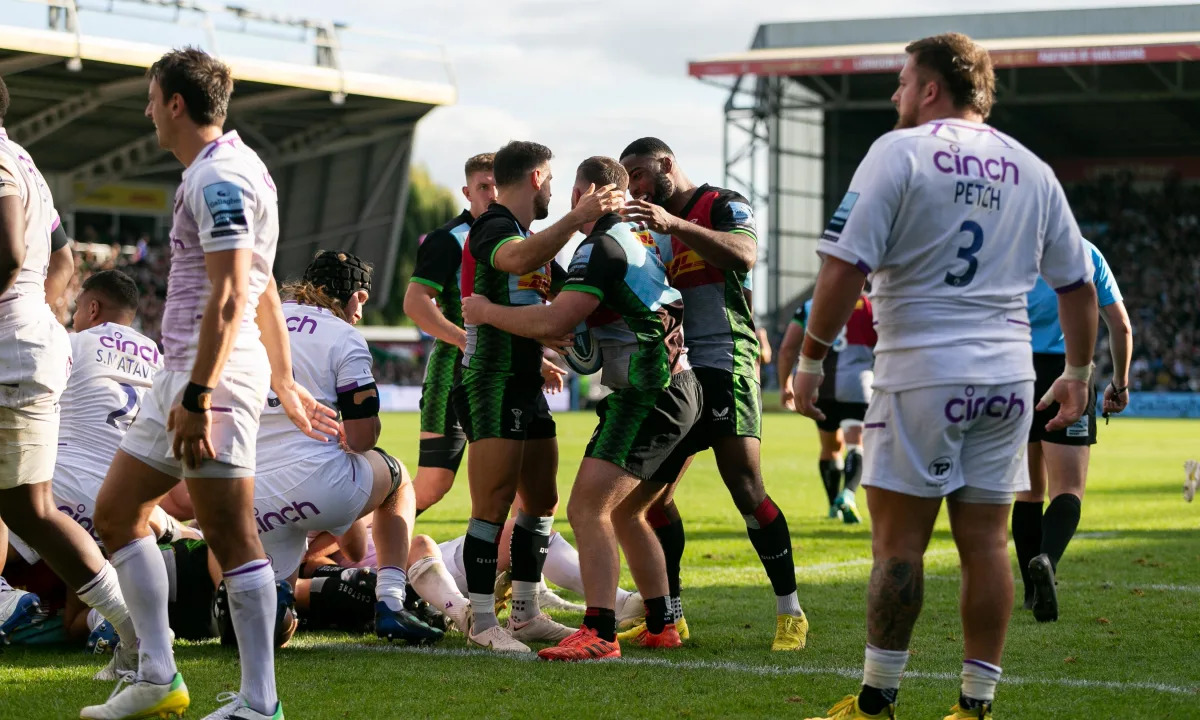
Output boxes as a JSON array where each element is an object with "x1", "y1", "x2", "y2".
[
  {"x1": 1110, "y1": 381, "x2": 1128, "y2": 396},
  {"x1": 182, "y1": 382, "x2": 213, "y2": 413}
]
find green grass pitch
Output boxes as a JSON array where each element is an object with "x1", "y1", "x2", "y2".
[{"x1": 2, "y1": 413, "x2": 1198, "y2": 719}]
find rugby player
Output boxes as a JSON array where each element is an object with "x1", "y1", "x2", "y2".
[
  {"x1": 619, "y1": 138, "x2": 806, "y2": 651},
  {"x1": 250, "y1": 250, "x2": 441, "y2": 644},
  {"x1": 0, "y1": 74, "x2": 140, "y2": 674},
  {"x1": 84, "y1": 48, "x2": 337, "y2": 720},
  {"x1": 779, "y1": 292, "x2": 876, "y2": 522},
  {"x1": 464, "y1": 156, "x2": 699, "y2": 659},
  {"x1": 1013, "y1": 239, "x2": 1130, "y2": 622},
  {"x1": 452, "y1": 140, "x2": 622, "y2": 652},
  {"x1": 404, "y1": 153, "x2": 496, "y2": 513},
  {"x1": 795, "y1": 33, "x2": 1097, "y2": 720}
]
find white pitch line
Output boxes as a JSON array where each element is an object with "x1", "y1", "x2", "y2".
[{"x1": 293, "y1": 640, "x2": 1199, "y2": 696}]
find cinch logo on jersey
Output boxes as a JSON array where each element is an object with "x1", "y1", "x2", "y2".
[
  {"x1": 255, "y1": 501, "x2": 322, "y2": 534},
  {"x1": 286, "y1": 314, "x2": 318, "y2": 335},
  {"x1": 933, "y1": 148, "x2": 1021, "y2": 185},
  {"x1": 943, "y1": 386, "x2": 1026, "y2": 423},
  {"x1": 58, "y1": 503, "x2": 102, "y2": 544},
  {"x1": 94, "y1": 331, "x2": 157, "y2": 379},
  {"x1": 98, "y1": 331, "x2": 161, "y2": 364}
]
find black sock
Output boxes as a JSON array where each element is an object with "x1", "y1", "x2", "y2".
[
  {"x1": 1041, "y1": 493, "x2": 1082, "y2": 571},
  {"x1": 509, "y1": 523, "x2": 551, "y2": 583},
  {"x1": 463, "y1": 518, "x2": 502, "y2": 596},
  {"x1": 644, "y1": 596, "x2": 670, "y2": 634},
  {"x1": 843, "y1": 447, "x2": 863, "y2": 493},
  {"x1": 583, "y1": 607, "x2": 616, "y2": 641},
  {"x1": 1011, "y1": 501, "x2": 1044, "y2": 602},
  {"x1": 744, "y1": 496, "x2": 798, "y2": 596},
  {"x1": 858, "y1": 685, "x2": 898, "y2": 715},
  {"x1": 651, "y1": 504, "x2": 685, "y2": 599},
  {"x1": 819, "y1": 459, "x2": 839, "y2": 505}
]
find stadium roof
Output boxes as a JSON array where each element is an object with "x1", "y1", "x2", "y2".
[
  {"x1": 0, "y1": 14, "x2": 455, "y2": 189},
  {"x1": 690, "y1": 31, "x2": 1200, "y2": 78}
]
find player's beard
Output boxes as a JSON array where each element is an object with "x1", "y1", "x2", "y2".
[
  {"x1": 650, "y1": 172, "x2": 675, "y2": 206},
  {"x1": 533, "y1": 190, "x2": 550, "y2": 220},
  {"x1": 894, "y1": 104, "x2": 919, "y2": 130}
]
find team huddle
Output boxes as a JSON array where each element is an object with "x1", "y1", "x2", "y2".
[{"x1": 0, "y1": 29, "x2": 1128, "y2": 720}]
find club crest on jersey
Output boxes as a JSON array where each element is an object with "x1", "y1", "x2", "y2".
[{"x1": 726, "y1": 201, "x2": 754, "y2": 224}]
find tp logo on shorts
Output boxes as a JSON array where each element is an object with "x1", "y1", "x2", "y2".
[
  {"x1": 944, "y1": 386, "x2": 1025, "y2": 423},
  {"x1": 511, "y1": 408, "x2": 523, "y2": 432},
  {"x1": 927, "y1": 456, "x2": 954, "y2": 486}
]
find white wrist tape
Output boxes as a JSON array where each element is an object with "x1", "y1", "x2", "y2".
[
  {"x1": 804, "y1": 329, "x2": 836, "y2": 347},
  {"x1": 797, "y1": 354, "x2": 824, "y2": 375},
  {"x1": 1039, "y1": 363, "x2": 1093, "y2": 406}
]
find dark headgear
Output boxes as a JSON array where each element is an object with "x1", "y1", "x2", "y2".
[{"x1": 302, "y1": 250, "x2": 372, "y2": 304}]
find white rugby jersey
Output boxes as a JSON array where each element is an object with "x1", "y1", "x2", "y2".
[
  {"x1": 57, "y1": 323, "x2": 162, "y2": 469},
  {"x1": 256, "y1": 303, "x2": 375, "y2": 475},
  {"x1": 818, "y1": 119, "x2": 1093, "y2": 392},
  {"x1": 163, "y1": 131, "x2": 278, "y2": 373},
  {"x1": 0, "y1": 129, "x2": 59, "y2": 309}
]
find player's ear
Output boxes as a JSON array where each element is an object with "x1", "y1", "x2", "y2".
[
  {"x1": 659, "y1": 155, "x2": 673, "y2": 175},
  {"x1": 461, "y1": 185, "x2": 471, "y2": 202}
]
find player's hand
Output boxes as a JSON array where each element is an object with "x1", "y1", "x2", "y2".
[
  {"x1": 791, "y1": 370, "x2": 826, "y2": 421},
  {"x1": 1102, "y1": 382, "x2": 1129, "y2": 415},
  {"x1": 1037, "y1": 376, "x2": 1087, "y2": 432},
  {"x1": 461, "y1": 293, "x2": 493, "y2": 326},
  {"x1": 569, "y1": 183, "x2": 624, "y2": 227},
  {"x1": 780, "y1": 387, "x2": 796, "y2": 412},
  {"x1": 167, "y1": 404, "x2": 214, "y2": 469},
  {"x1": 620, "y1": 199, "x2": 678, "y2": 235},
  {"x1": 536, "y1": 334, "x2": 574, "y2": 355},
  {"x1": 541, "y1": 357, "x2": 567, "y2": 394},
  {"x1": 275, "y1": 379, "x2": 339, "y2": 441}
]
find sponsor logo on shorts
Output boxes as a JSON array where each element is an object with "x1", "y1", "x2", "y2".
[
  {"x1": 927, "y1": 456, "x2": 954, "y2": 486},
  {"x1": 944, "y1": 386, "x2": 1025, "y2": 423},
  {"x1": 1066, "y1": 415, "x2": 1089, "y2": 438},
  {"x1": 511, "y1": 408, "x2": 524, "y2": 432},
  {"x1": 712, "y1": 406, "x2": 731, "y2": 420},
  {"x1": 255, "y1": 501, "x2": 322, "y2": 534}
]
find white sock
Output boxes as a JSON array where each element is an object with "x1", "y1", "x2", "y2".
[
  {"x1": 615, "y1": 588, "x2": 633, "y2": 606},
  {"x1": 109, "y1": 537, "x2": 175, "y2": 684},
  {"x1": 376, "y1": 566, "x2": 407, "y2": 612},
  {"x1": 776, "y1": 592, "x2": 802, "y2": 616},
  {"x1": 76, "y1": 562, "x2": 138, "y2": 645},
  {"x1": 510, "y1": 580, "x2": 539, "y2": 623},
  {"x1": 863, "y1": 644, "x2": 910, "y2": 691},
  {"x1": 541, "y1": 532, "x2": 585, "y2": 596},
  {"x1": 469, "y1": 592, "x2": 497, "y2": 632},
  {"x1": 961, "y1": 659, "x2": 1003, "y2": 702},
  {"x1": 409, "y1": 557, "x2": 467, "y2": 613},
  {"x1": 223, "y1": 559, "x2": 278, "y2": 716},
  {"x1": 86, "y1": 608, "x2": 105, "y2": 633},
  {"x1": 670, "y1": 595, "x2": 684, "y2": 621}
]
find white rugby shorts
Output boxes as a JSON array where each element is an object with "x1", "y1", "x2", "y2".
[
  {"x1": 121, "y1": 368, "x2": 269, "y2": 479},
  {"x1": 861, "y1": 381, "x2": 1034, "y2": 503},
  {"x1": 255, "y1": 452, "x2": 373, "y2": 581},
  {"x1": 438, "y1": 535, "x2": 469, "y2": 595}
]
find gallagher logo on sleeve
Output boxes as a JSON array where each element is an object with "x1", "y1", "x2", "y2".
[{"x1": 202, "y1": 181, "x2": 248, "y2": 237}]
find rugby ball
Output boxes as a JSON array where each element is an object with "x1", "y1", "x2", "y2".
[{"x1": 564, "y1": 322, "x2": 602, "y2": 375}]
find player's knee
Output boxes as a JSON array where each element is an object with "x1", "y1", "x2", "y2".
[
  {"x1": 723, "y1": 473, "x2": 766, "y2": 514},
  {"x1": 409, "y1": 534, "x2": 438, "y2": 563}
]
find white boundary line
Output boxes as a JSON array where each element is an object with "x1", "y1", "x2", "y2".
[{"x1": 293, "y1": 640, "x2": 1199, "y2": 696}]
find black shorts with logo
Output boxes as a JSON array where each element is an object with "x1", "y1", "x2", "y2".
[
  {"x1": 813, "y1": 399, "x2": 869, "y2": 433},
  {"x1": 1028, "y1": 352, "x2": 1097, "y2": 446},
  {"x1": 586, "y1": 371, "x2": 701, "y2": 482},
  {"x1": 452, "y1": 369, "x2": 556, "y2": 442}
]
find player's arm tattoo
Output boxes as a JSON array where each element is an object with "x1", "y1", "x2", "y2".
[{"x1": 866, "y1": 556, "x2": 924, "y2": 650}]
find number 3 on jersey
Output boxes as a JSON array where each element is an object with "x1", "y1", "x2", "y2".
[
  {"x1": 944, "y1": 220, "x2": 984, "y2": 287},
  {"x1": 106, "y1": 383, "x2": 138, "y2": 431}
]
